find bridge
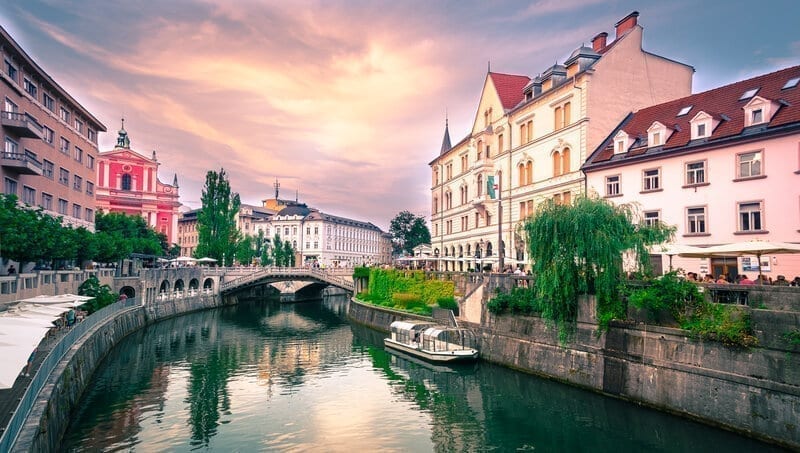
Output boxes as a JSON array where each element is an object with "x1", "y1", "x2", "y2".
[{"x1": 220, "y1": 267, "x2": 355, "y2": 296}]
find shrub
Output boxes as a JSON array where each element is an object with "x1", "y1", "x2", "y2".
[
  {"x1": 625, "y1": 272, "x2": 702, "y2": 324},
  {"x1": 436, "y1": 296, "x2": 458, "y2": 311},
  {"x1": 487, "y1": 286, "x2": 541, "y2": 316},
  {"x1": 353, "y1": 266, "x2": 371, "y2": 279},
  {"x1": 78, "y1": 275, "x2": 117, "y2": 314}
]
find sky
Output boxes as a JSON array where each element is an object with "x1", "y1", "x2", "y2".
[{"x1": 1, "y1": 0, "x2": 798, "y2": 230}]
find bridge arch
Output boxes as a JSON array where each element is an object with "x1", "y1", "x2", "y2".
[
  {"x1": 119, "y1": 286, "x2": 136, "y2": 299},
  {"x1": 159, "y1": 280, "x2": 170, "y2": 294},
  {"x1": 189, "y1": 278, "x2": 200, "y2": 290},
  {"x1": 203, "y1": 278, "x2": 214, "y2": 291},
  {"x1": 174, "y1": 279, "x2": 185, "y2": 292}
]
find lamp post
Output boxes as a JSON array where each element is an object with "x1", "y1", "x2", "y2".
[
  {"x1": 496, "y1": 171, "x2": 504, "y2": 272},
  {"x1": 478, "y1": 238, "x2": 484, "y2": 273}
]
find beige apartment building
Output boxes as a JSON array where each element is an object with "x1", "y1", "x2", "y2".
[
  {"x1": 430, "y1": 12, "x2": 693, "y2": 271},
  {"x1": 1, "y1": 25, "x2": 105, "y2": 231}
]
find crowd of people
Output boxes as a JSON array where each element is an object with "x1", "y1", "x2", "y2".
[{"x1": 685, "y1": 272, "x2": 800, "y2": 286}]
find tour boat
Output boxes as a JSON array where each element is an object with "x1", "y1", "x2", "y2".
[{"x1": 384, "y1": 320, "x2": 479, "y2": 362}]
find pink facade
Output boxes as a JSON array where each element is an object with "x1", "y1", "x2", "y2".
[
  {"x1": 583, "y1": 66, "x2": 800, "y2": 280},
  {"x1": 95, "y1": 125, "x2": 181, "y2": 245}
]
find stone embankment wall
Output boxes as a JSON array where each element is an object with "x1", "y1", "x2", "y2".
[
  {"x1": 14, "y1": 293, "x2": 226, "y2": 453},
  {"x1": 347, "y1": 298, "x2": 433, "y2": 332},
  {"x1": 348, "y1": 294, "x2": 800, "y2": 449}
]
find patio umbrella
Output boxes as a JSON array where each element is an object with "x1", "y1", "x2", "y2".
[
  {"x1": 196, "y1": 257, "x2": 217, "y2": 263},
  {"x1": 172, "y1": 256, "x2": 196, "y2": 262},
  {"x1": 680, "y1": 240, "x2": 800, "y2": 282},
  {"x1": 17, "y1": 294, "x2": 93, "y2": 305},
  {"x1": 650, "y1": 243, "x2": 707, "y2": 270}
]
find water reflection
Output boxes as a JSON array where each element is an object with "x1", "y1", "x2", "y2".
[{"x1": 62, "y1": 295, "x2": 783, "y2": 452}]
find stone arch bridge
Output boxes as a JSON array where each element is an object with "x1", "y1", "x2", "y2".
[{"x1": 219, "y1": 267, "x2": 354, "y2": 300}]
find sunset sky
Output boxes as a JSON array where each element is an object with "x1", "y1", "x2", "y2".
[{"x1": 1, "y1": 0, "x2": 798, "y2": 230}]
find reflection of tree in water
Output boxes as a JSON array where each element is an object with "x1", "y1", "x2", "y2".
[
  {"x1": 365, "y1": 347, "x2": 487, "y2": 452},
  {"x1": 186, "y1": 345, "x2": 239, "y2": 447}
]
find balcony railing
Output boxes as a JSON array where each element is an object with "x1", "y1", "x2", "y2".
[
  {"x1": 1, "y1": 151, "x2": 43, "y2": 176},
  {"x1": 0, "y1": 111, "x2": 44, "y2": 139}
]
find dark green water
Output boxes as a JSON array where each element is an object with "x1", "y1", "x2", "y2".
[{"x1": 61, "y1": 295, "x2": 784, "y2": 452}]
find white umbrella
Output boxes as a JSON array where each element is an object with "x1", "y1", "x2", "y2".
[
  {"x1": 650, "y1": 243, "x2": 708, "y2": 270},
  {"x1": 196, "y1": 257, "x2": 217, "y2": 263},
  {"x1": 172, "y1": 256, "x2": 196, "y2": 262},
  {"x1": 680, "y1": 241, "x2": 800, "y2": 282},
  {"x1": 17, "y1": 294, "x2": 93, "y2": 305}
]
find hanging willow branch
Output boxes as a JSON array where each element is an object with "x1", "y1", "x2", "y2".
[{"x1": 524, "y1": 196, "x2": 675, "y2": 341}]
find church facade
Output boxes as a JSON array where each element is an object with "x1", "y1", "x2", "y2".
[{"x1": 95, "y1": 122, "x2": 181, "y2": 245}]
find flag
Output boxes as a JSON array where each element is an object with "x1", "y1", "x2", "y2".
[{"x1": 486, "y1": 175, "x2": 496, "y2": 199}]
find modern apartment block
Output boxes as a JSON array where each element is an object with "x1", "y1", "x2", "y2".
[
  {"x1": 430, "y1": 12, "x2": 693, "y2": 271},
  {"x1": 583, "y1": 65, "x2": 800, "y2": 278},
  {"x1": 1, "y1": 25, "x2": 106, "y2": 230}
]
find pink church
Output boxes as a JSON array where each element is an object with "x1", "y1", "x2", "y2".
[{"x1": 95, "y1": 122, "x2": 181, "y2": 245}]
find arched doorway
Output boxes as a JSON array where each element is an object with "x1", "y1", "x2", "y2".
[{"x1": 120, "y1": 286, "x2": 136, "y2": 299}]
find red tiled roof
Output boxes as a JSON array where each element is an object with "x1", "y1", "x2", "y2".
[
  {"x1": 586, "y1": 65, "x2": 800, "y2": 166},
  {"x1": 489, "y1": 72, "x2": 530, "y2": 110}
]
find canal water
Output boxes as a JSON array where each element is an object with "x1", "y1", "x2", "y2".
[{"x1": 61, "y1": 295, "x2": 783, "y2": 452}]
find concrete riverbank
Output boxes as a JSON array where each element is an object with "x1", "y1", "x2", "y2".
[{"x1": 347, "y1": 297, "x2": 800, "y2": 450}]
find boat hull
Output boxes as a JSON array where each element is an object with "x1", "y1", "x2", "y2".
[{"x1": 383, "y1": 338, "x2": 478, "y2": 362}]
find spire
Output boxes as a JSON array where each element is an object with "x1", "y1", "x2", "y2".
[
  {"x1": 172, "y1": 173, "x2": 179, "y2": 188},
  {"x1": 115, "y1": 118, "x2": 130, "y2": 149},
  {"x1": 274, "y1": 178, "x2": 280, "y2": 199},
  {"x1": 295, "y1": 188, "x2": 299, "y2": 203},
  {"x1": 439, "y1": 115, "x2": 452, "y2": 155}
]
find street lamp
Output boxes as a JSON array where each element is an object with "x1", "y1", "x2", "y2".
[{"x1": 478, "y1": 238, "x2": 484, "y2": 273}]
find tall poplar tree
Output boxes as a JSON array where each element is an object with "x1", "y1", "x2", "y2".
[{"x1": 196, "y1": 169, "x2": 241, "y2": 266}]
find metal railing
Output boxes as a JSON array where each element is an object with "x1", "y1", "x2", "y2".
[{"x1": 0, "y1": 297, "x2": 141, "y2": 452}]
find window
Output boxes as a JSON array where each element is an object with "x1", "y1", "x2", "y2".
[
  {"x1": 4, "y1": 137, "x2": 19, "y2": 156},
  {"x1": 292, "y1": 226, "x2": 297, "y2": 235},
  {"x1": 783, "y1": 77, "x2": 800, "y2": 90},
  {"x1": 737, "y1": 151, "x2": 762, "y2": 178},
  {"x1": 121, "y1": 173, "x2": 132, "y2": 190},
  {"x1": 59, "y1": 137, "x2": 70, "y2": 154},
  {"x1": 498, "y1": 134, "x2": 504, "y2": 153},
  {"x1": 432, "y1": 196, "x2": 438, "y2": 214},
  {"x1": 74, "y1": 146, "x2": 83, "y2": 163},
  {"x1": 86, "y1": 154, "x2": 94, "y2": 170},
  {"x1": 553, "y1": 151, "x2": 562, "y2": 176},
  {"x1": 43, "y1": 93, "x2": 54, "y2": 111},
  {"x1": 22, "y1": 186, "x2": 35, "y2": 205},
  {"x1": 73, "y1": 175, "x2": 82, "y2": 191},
  {"x1": 739, "y1": 88, "x2": 759, "y2": 101},
  {"x1": 72, "y1": 204, "x2": 81, "y2": 218},
  {"x1": 563, "y1": 102, "x2": 571, "y2": 127},
  {"x1": 554, "y1": 106, "x2": 563, "y2": 130},
  {"x1": 85, "y1": 208, "x2": 94, "y2": 223},
  {"x1": 642, "y1": 168, "x2": 660, "y2": 191},
  {"x1": 58, "y1": 199, "x2": 68, "y2": 215},
  {"x1": 461, "y1": 154, "x2": 468, "y2": 172},
  {"x1": 87, "y1": 129, "x2": 96, "y2": 143},
  {"x1": 42, "y1": 160, "x2": 54, "y2": 179},
  {"x1": 314, "y1": 227, "x2": 318, "y2": 235},
  {"x1": 643, "y1": 210, "x2": 660, "y2": 227},
  {"x1": 42, "y1": 126, "x2": 54, "y2": 145},
  {"x1": 605, "y1": 175, "x2": 620, "y2": 196},
  {"x1": 41, "y1": 193, "x2": 53, "y2": 211},
  {"x1": 518, "y1": 163, "x2": 526, "y2": 186},
  {"x1": 4, "y1": 177, "x2": 18, "y2": 195},
  {"x1": 477, "y1": 174, "x2": 483, "y2": 196},
  {"x1": 24, "y1": 78, "x2": 37, "y2": 98},
  {"x1": 86, "y1": 181, "x2": 94, "y2": 195},
  {"x1": 696, "y1": 123, "x2": 706, "y2": 138},
  {"x1": 60, "y1": 107, "x2": 70, "y2": 123},
  {"x1": 677, "y1": 105, "x2": 692, "y2": 117},
  {"x1": 74, "y1": 118, "x2": 83, "y2": 134},
  {"x1": 284, "y1": 227, "x2": 289, "y2": 236},
  {"x1": 751, "y1": 109, "x2": 763, "y2": 124},
  {"x1": 738, "y1": 202, "x2": 763, "y2": 232},
  {"x1": 306, "y1": 227, "x2": 311, "y2": 235},
  {"x1": 4, "y1": 59, "x2": 17, "y2": 81},
  {"x1": 59, "y1": 168, "x2": 69, "y2": 185},
  {"x1": 5, "y1": 97, "x2": 18, "y2": 112},
  {"x1": 561, "y1": 148, "x2": 570, "y2": 174},
  {"x1": 520, "y1": 123, "x2": 527, "y2": 144},
  {"x1": 687, "y1": 207, "x2": 707, "y2": 234},
  {"x1": 685, "y1": 161, "x2": 706, "y2": 185}
]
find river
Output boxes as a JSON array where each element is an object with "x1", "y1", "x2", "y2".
[{"x1": 61, "y1": 295, "x2": 783, "y2": 452}]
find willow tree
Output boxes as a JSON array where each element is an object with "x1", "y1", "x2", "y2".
[
  {"x1": 196, "y1": 169, "x2": 241, "y2": 266},
  {"x1": 524, "y1": 196, "x2": 674, "y2": 339}
]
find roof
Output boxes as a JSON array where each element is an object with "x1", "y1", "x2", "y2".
[
  {"x1": 584, "y1": 65, "x2": 800, "y2": 169},
  {"x1": 439, "y1": 119, "x2": 452, "y2": 155},
  {"x1": 489, "y1": 72, "x2": 530, "y2": 110},
  {"x1": 276, "y1": 204, "x2": 311, "y2": 217}
]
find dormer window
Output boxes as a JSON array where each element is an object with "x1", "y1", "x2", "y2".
[
  {"x1": 646, "y1": 121, "x2": 671, "y2": 147},
  {"x1": 743, "y1": 96, "x2": 779, "y2": 127},
  {"x1": 689, "y1": 111, "x2": 718, "y2": 140},
  {"x1": 613, "y1": 130, "x2": 632, "y2": 154},
  {"x1": 783, "y1": 77, "x2": 800, "y2": 90}
]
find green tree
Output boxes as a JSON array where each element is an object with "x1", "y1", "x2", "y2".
[
  {"x1": 235, "y1": 235, "x2": 256, "y2": 265},
  {"x1": 283, "y1": 240, "x2": 296, "y2": 267},
  {"x1": 389, "y1": 210, "x2": 431, "y2": 255},
  {"x1": 196, "y1": 169, "x2": 241, "y2": 266},
  {"x1": 524, "y1": 196, "x2": 674, "y2": 340},
  {"x1": 78, "y1": 275, "x2": 117, "y2": 314},
  {"x1": 271, "y1": 234, "x2": 284, "y2": 266}
]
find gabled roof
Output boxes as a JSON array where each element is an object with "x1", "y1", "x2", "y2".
[
  {"x1": 584, "y1": 65, "x2": 800, "y2": 169},
  {"x1": 489, "y1": 72, "x2": 530, "y2": 110}
]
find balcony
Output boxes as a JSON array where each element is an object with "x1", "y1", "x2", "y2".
[
  {"x1": 1, "y1": 152, "x2": 43, "y2": 175},
  {"x1": 1, "y1": 111, "x2": 44, "y2": 139},
  {"x1": 471, "y1": 194, "x2": 492, "y2": 209},
  {"x1": 470, "y1": 158, "x2": 494, "y2": 172}
]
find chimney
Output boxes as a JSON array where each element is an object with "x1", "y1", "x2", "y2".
[
  {"x1": 615, "y1": 11, "x2": 639, "y2": 39},
  {"x1": 591, "y1": 32, "x2": 608, "y2": 52}
]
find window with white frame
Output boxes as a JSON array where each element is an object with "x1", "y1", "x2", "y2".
[
  {"x1": 24, "y1": 78, "x2": 37, "y2": 98},
  {"x1": 42, "y1": 126, "x2": 54, "y2": 144},
  {"x1": 686, "y1": 206, "x2": 707, "y2": 234},
  {"x1": 5, "y1": 97, "x2": 18, "y2": 113},
  {"x1": 642, "y1": 168, "x2": 661, "y2": 191},
  {"x1": 59, "y1": 137, "x2": 69, "y2": 154},
  {"x1": 696, "y1": 123, "x2": 706, "y2": 137},
  {"x1": 685, "y1": 161, "x2": 706, "y2": 185},
  {"x1": 60, "y1": 107, "x2": 70, "y2": 123},
  {"x1": 737, "y1": 151, "x2": 762, "y2": 178},
  {"x1": 738, "y1": 201, "x2": 763, "y2": 232},
  {"x1": 72, "y1": 204, "x2": 81, "y2": 218},
  {"x1": 4, "y1": 137, "x2": 18, "y2": 156},
  {"x1": 751, "y1": 109, "x2": 763, "y2": 124},
  {"x1": 605, "y1": 175, "x2": 620, "y2": 196},
  {"x1": 643, "y1": 210, "x2": 660, "y2": 227},
  {"x1": 4, "y1": 59, "x2": 17, "y2": 81},
  {"x1": 43, "y1": 93, "x2": 54, "y2": 111}
]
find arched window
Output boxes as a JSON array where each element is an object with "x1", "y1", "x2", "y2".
[
  {"x1": 518, "y1": 163, "x2": 526, "y2": 186},
  {"x1": 562, "y1": 147, "x2": 571, "y2": 174},
  {"x1": 526, "y1": 161, "x2": 533, "y2": 184},
  {"x1": 121, "y1": 173, "x2": 132, "y2": 191},
  {"x1": 554, "y1": 106, "x2": 563, "y2": 130},
  {"x1": 477, "y1": 174, "x2": 483, "y2": 196},
  {"x1": 553, "y1": 152, "x2": 562, "y2": 176}
]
